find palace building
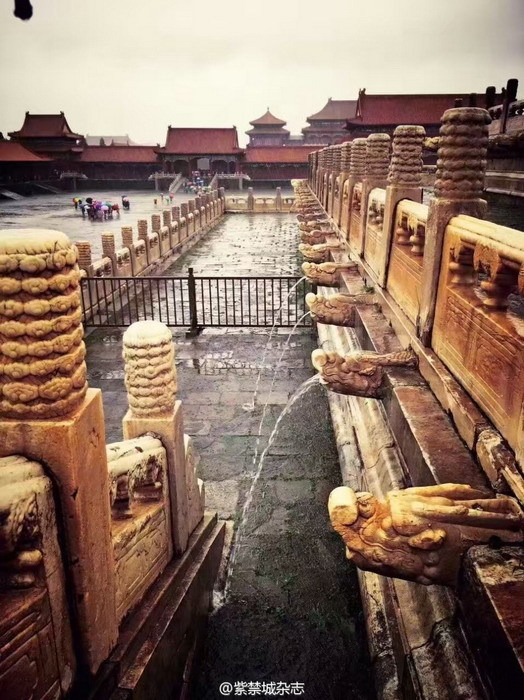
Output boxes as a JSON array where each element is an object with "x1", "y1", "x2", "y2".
[
  {"x1": 8, "y1": 111, "x2": 84, "y2": 161},
  {"x1": 242, "y1": 145, "x2": 314, "y2": 183},
  {"x1": 345, "y1": 87, "x2": 504, "y2": 138},
  {"x1": 245, "y1": 109, "x2": 290, "y2": 147},
  {"x1": 159, "y1": 127, "x2": 243, "y2": 176},
  {"x1": 301, "y1": 98, "x2": 358, "y2": 145},
  {"x1": 78, "y1": 144, "x2": 159, "y2": 180}
]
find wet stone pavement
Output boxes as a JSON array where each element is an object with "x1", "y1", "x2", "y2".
[{"x1": 84, "y1": 212, "x2": 374, "y2": 700}]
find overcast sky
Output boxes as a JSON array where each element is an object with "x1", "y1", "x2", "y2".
[{"x1": 1, "y1": 0, "x2": 523, "y2": 146}]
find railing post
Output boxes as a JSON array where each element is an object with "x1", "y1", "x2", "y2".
[
  {"x1": 418, "y1": 107, "x2": 490, "y2": 345},
  {"x1": 186, "y1": 267, "x2": 203, "y2": 337}
]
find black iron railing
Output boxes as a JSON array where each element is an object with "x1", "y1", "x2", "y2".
[{"x1": 80, "y1": 269, "x2": 312, "y2": 330}]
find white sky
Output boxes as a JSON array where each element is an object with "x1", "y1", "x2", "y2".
[{"x1": 0, "y1": 0, "x2": 523, "y2": 146}]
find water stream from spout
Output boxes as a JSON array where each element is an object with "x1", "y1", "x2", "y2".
[
  {"x1": 217, "y1": 372, "x2": 320, "y2": 607},
  {"x1": 248, "y1": 312, "x2": 311, "y2": 477},
  {"x1": 242, "y1": 276, "x2": 307, "y2": 413}
]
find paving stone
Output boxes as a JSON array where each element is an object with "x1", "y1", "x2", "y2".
[
  {"x1": 275, "y1": 479, "x2": 313, "y2": 504},
  {"x1": 256, "y1": 391, "x2": 290, "y2": 405},
  {"x1": 182, "y1": 392, "x2": 221, "y2": 405},
  {"x1": 219, "y1": 391, "x2": 255, "y2": 405},
  {"x1": 204, "y1": 480, "x2": 240, "y2": 520}
]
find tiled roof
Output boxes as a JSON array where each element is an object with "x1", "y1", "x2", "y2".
[
  {"x1": 245, "y1": 127, "x2": 290, "y2": 136},
  {"x1": 244, "y1": 147, "x2": 315, "y2": 163},
  {"x1": 347, "y1": 92, "x2": 503, "y2": 126},
  {"x1": 163, "y1": 127, "x2": 241, "y2": 154},
  {"x1": 306, "y1": 99, "x2": 358, "y2": 122},
  {"x1": 0, "y1": 140, "x2": 50, "y2": 162},
  {"x1": 9, "y1": 112, "x2": 83, "y2": 139},
  {"x1": 249, "y1": 110, "x2": 287, "y2": 127},
  {"x1": 85, "y1": 134, "x2": 137, "y2": 146},
  {"x1": 302, "y1": 124, "x2": 350, "y2": 132},
  {"x1": 79, "y1": 145, "x2": 158, "y2": 163}
]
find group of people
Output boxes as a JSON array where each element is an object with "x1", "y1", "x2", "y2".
[
  {"x1": 182, "y1": 172, "x2": 211, "y2": 195},
  {"x1": 72, "y1": 195, "x2": 130, "y2": 220},
  {"x1": 153, "y1": 192, "x2": 175, "y2": 206}
]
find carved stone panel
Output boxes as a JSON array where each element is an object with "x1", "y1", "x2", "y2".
[
  {"x1": 184, "y1": 435, "x2": 205, "y2": 536},
  {"x1": 386, "y1": 200, "x2": 428, "y2": 325},
  {"x1": 0, "y1": 455, "x2": 75, "y2": 698},
  {"x1": 433, "y1": 219, "x2": 524, "y2": 463},
  {"x1": 363, "y1": 189, "x2": 386, "y2": 278},
  {"x1": 107, "y1": 435, "x2": 172, "y2": 624},
  {"x1": 348, "y1": 184, "x2": 362, "y2": 255}
]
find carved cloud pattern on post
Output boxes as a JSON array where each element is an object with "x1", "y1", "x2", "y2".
[
  {"x1": 123, "y1": 320, "x2": 177, "y2": 417},
  {"x1": 388, "y1": 125, "x2": 426, "y2": 187},
  {"x1": 0, "y1": 229, "x2": 87, "y2": 419},
  {"x1": 434, "y1": 107, "x2": 490, "y2": 200}
]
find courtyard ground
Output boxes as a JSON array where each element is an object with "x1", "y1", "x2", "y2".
[{"x1": 84, "y1": 213, "x2": 375, "y2": 699}]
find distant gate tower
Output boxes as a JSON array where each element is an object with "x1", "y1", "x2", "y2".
[{"x1": 245, "y1": 109, "x2": 290, "y2": 147}]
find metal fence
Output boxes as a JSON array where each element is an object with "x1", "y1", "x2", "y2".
[{"x1": 80, "y1": 269, "x2": 312, "y2": 331}]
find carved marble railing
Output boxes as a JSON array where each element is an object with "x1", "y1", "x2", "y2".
[
  {"x1": 225, "y1": 193, "x2": 294, "y2": 213},
  {"x1": 348, "y1": 182, "x2": 363, "y2": 253},
  {"x1": 362, "y1": 188, "x2": 386, "y2": 278},
  {"x1": 385, "y1": 199, "x2": 429, "y2": 324},
  {"x1": 78, "y1": 190, "x2": 224, "y2": 278},
  {"x1": 78, "y1": 190, "x2": 225, "y2": 320},
  {"x1": 106, "y1": 435, "x2": 172, "y2": 623},
  {"x1": 432, "y1": 216, "x2": 524, "y2": 463},
  {"x1": 0, "y1": 455, "x2": 75, "y2": 697},
  {"x1": 299, "y1": 108, "x2": 524, "y2": 698}
]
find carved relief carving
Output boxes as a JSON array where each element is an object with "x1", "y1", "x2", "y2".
[
  {"x1": 123, "y1": 320, "x2": 177, "y2": 417},
  {"x1": 0, "y1": 486, "x2": 40, "y2": 589},
  {"x1": 473, "y1": 242, "x2": 516, "y2": 309},
  {"x1": 107, "y1": 436, "x2": 171, "y2": 624},
  {"x1": 306, "y1": 292, "x2": 375, "y2": 326},
  {"x1": 107, "y1": 436, "x2": 165, "y2": 519},
  {"x1": 367, "y1": 199, "x2": 385, "y2": 231},
  {"x1": 0, "y1": 229, "x2": 88, "y2": 419},
  {"x1": 302, "y1": 261, "x2": 356, "y2": 287},
  {"x1": 351, "y1": 187, "x2": 362, "y2": 212},
  {"x1": 328, "y1": 483, "x2": 523, "y2": 586},
  {"x1": 0, "y1": 455, "x2": 75, "y2": 695},
  {"x1": 312, "y1": 348, "x2": 418, "y2": 397}
]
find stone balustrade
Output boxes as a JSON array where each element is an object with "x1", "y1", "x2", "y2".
[
  {"x1": 225, "y1": 193, "x2": 294, "y2": 213},
  {"x1": 0, "y1": 230, "x2": 220, "y2": 698},
  {"x1": 301, "y1": 106, "x2": 524, "y2": 493},
  {"x1": 295, "y1": 108, "x2": 524, "y2": 698},
  {"x1": 76, "y1": 189, "x2": 225, "y2": 319}
]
